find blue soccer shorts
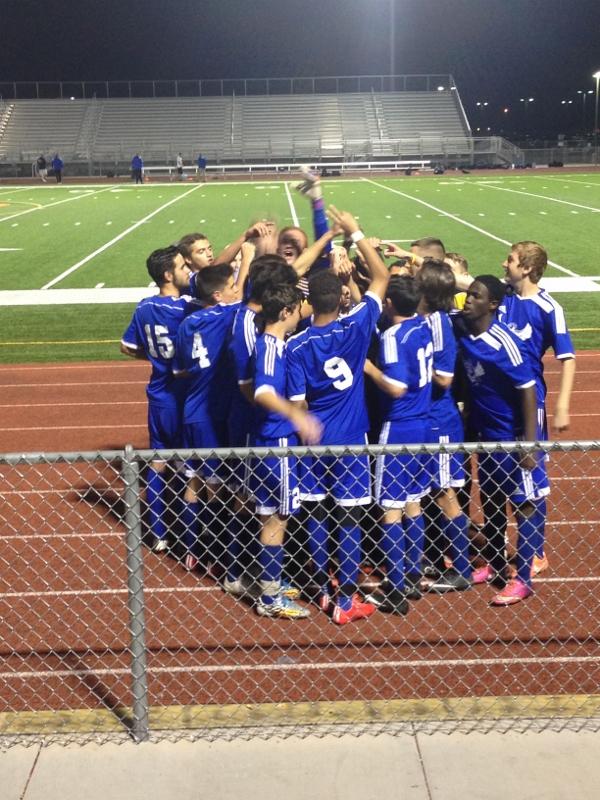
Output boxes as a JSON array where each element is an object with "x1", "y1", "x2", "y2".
[
  {"x1": 425, "y1": 413, "x2": 466, "y2": 492},
  {"x1": 250, "y1": 435, "x2": 300, "y2": 516},
  {"x1": 477, "y1": 449, "x2": 550, "y2": 506},
  {"x1": 299, "y1": 435, "x2": 372, "y2": 507},
  {"x1": 375, "y1": 420, "x2": 430, "y2": 509},
  {"x1": 148, "y1": 402, "x2": 183, "y2": 453},
  {"x1": 183, "y1": 418, "x2": 228, "y2": 485}
]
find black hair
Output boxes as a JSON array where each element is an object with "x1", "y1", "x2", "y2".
[
  {"x1": 146, "y1": 246, "x2": 181, "y2": 286},
  {"x1": 261, "y1": 285, "x2": 304, "y2": 324},
  {"x1": 177, "y1": 232, "x2": 210, "y2": 259},
  {"x1": 472, "y1": 274, "x2": 506, "y2": 305},
  {"x1": 193, "y1": 263, "x2": 233, "y2": 303},
  {"x1": 247, "y1": 255, "x2": 297, "y2": 303},
  {"x1": 416, "y1": 259, "x2": 456, "y2": 312},
  {"x1": 308, "y1": 271, "x2": 343, "y2": 315},
  {"x1": 386, "y1": 275, "x2": 421, "y2": 317}
]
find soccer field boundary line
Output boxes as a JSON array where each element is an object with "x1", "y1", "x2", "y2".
[
  {"x1": 284, "y1": 181, "x2": 300, "y2": 227},
  {"x1": 475, "y1": 182, "x2": 600, "y2": 213},
  {"x1": 0, "y1": 339, "x2": 121, "y2": 346},
  {"x1": 533, "y1": 175, "x2": 600, "y2": 188},
  {"x1": 0, "y1": 186, "x2": 114, "y2": 224},
  {"x1": 41, "y1": 183, "x2": 205, "y2": 290},
  {"x1": 363, "y1": 178, "x2": 580, "y2": 278}
]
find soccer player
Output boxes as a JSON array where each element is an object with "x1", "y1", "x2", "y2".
[
  {"x1": 173, "y1": 263, "x2": 244, "y2": 572},
  {"x1": 415, "y1": 261, "x2": 472, "y2": 593},
  {"x1": 499, "y1": 241, "x2": 575, "y2": 574},
  {"x1": 131, "y1": 153, "x2": 143, "y2": 184},
  {"x1": 120, "y1": 246, "x2": 193, "y2": 552},
  {"x1": 251, "y1": 285, "x2": 322, "y2": 619},
  {"x1": 457, "y1": 275, "x2": 548, "y2": 605},
  {"x1": 36, "y1": 154, "x2": 48, "y2": 182},
  {"x1": 178, "y1": 233, "x2": 214, "y2": 272},
  {"x1": 365, "y1": 276, "x2": 433, "y2": 613},
  {"x1": 51, "y1": 153, "x2": 64, "y2": 183},
  {"x1": 287, "y1": 205, "x2": 389, "y2": 625},
  {"x1": 176, "y1": 153, "x2": 183, "y2": 180}
]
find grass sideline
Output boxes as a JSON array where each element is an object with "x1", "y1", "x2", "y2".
[{"x1": 0, "y1": 173, "x2": 599, "y2": 363}]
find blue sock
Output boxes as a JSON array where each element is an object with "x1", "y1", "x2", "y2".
[
  {"x1": 259, "y1": 544, "x2": 284, "y2": 602},
  {"x1": 533, "y1": 498, "x2": 547, "y2": 557},
  {"x1": 306, "y1": 515, "x2": 329, "y2": 589},
  {"x1": 226, "y1": 515, "x2": 244, "y2": 582},
  {"x1": 337, "y1": 525, "x2": 362, "y2": 610},
  {"x1": 404, "y1": 514, "x2": 425, "y2": 576},
  {"x1": 516, "y1": 512, "x2": 536, "y2": 588},
  {"x1": 381, "y1": 522, "x2": 405, "y2": 591},
  {"x1": 443, "y1": 514, "x2": 471, "y2": 578},
  {"x1": 201, "y1": 500, "x2": 222, "y2": 565},
  {"x1": 146, "y1": 468, "x2": 167, "y2": 540},
  {"x1": 181, "y1": 501, "x2": 200, "y2": 555}
]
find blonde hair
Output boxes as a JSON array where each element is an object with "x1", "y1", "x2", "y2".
[{"x1": 512, "y1": 241, "x2": 547, "y2": 284}]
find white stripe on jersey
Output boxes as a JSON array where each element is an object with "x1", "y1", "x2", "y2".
[
  {"x1": 479, "y1": 331, "x2": 502, "y2": 351},
  {"x1": 534, "y1": 291, "x2": 568, "y2": 335},
  {"x1": 264, "y1": 337, "x2": 277, "y2": 376},
  {"x1": 244, "y1": 310, "x2": 256, "y2": 356},
  {"x1": 429, "y1": 311, "x2": 444, "y2": 352},
  {"x1": 382, "y1": 328, "x2": 399, "y2": 364},
  {"x1": 489, "y1": 324, "x2": 523, "y2": 366}
]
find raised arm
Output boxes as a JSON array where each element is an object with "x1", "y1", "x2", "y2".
[
  {"x1": 215, "y1": 222, "x2": 271, "y2": 266},
  {"x1": 328, "y1": 206, "x2": 388, "y2": 300}
]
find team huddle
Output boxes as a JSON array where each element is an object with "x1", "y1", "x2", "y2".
[{"x1": 121, "y1": 170, "x2": 575, "y2": 624}]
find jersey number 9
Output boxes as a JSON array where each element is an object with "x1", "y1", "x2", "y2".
[{"x1": 324, "y1": 356, "x2": 354, "y2": 391}]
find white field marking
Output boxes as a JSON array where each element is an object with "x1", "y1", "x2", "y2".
[
  {"x1": 0, "y1": 186, "x2": 33, "y2": 197},
  {"x1": 534, "y1": 175, "x2": 600, "y2": 188},
  {"x1": 3, "y1": 654, "x2": 599, "y2": 681},
  {"x1": 364, "y1": 178, "x2": 579, "y2": 278},
  {"x1": 476, "y1": 182, "x2": 600, "y2": 213},
  {"x1": 0, "y1": 400, "x2": 144, "y2": 408},
  {"x1": 0, "y1": 361, "x2": 148, "y2": 371},
  {"x1": 0, "y1": 287, "x2": 159, "y2": 305},
  {"x1": 0, "y1": 380, "x2": 145, "y2": 388},
  {"x1": 94, "y1": 282, "x2": 105, "y2": 288},
  {"x1": 41, "y1": 183, "x2": 204, "y2": 290},
  {"x1": 2, "y1": 424, "x2": 146, "y2": 431},
  {"x1": 0, "y1": 248, "x2": 23, "y2": 252},
  {"x1": 0, "y1": 186, "x2": 114, "y2": 224},
  {"x1": 0, "y1": 575, "x2": 596, "y2": 602},
  {"x1": 284, "y1": 182, "x2": 300, "y2": 227}
]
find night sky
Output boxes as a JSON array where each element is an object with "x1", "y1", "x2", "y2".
[{"x1": 2, "y1": 0, "x2": 599, "y2": 135}]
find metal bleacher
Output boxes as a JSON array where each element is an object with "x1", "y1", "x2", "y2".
[{"x1": 0, "y1": 76, "x2": 485, "y2": 169}]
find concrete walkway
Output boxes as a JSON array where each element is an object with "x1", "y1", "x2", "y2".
[{"x1": 3, "y1": 729, "x2": 600, "y2": 800}]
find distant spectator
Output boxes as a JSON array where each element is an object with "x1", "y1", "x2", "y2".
[
  {"x1": 197, "y1": 153, "x2": 207, "y2": 182},
  {"x1": 37, "y1": 155, "x2": 48, "y2": 183},
  {"x1": 51, "y1": 153, "x2": 64, "y2": 183},
  {"x1": 176, "y1": 153, "x2": 183, "y2": 181},
  {"x1": 131, "y1": 153, "x2": 144, "y2": 184}
]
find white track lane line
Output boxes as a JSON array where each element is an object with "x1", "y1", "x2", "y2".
[
  {"x1": 363, "y1": 178, "x2": 579, "y2": 278},
  {"x1": 41, "y1": 183, "x2": 204, "y2": 289},
  {"x1": 3, "y1": 424, "x2": 146, "y2": 431},
  {"x1": 476, "y1": 182, "x2": 600, "y2": 213},
  {"x1": 284, "y1": 181, "x2": 300, "y2": 226},
  {"x1": 0, "y1": 381, "x2": 146, "y2": 388},
  {"x1": 0, "y1": 186, "x2": 114, "y2": 224}
]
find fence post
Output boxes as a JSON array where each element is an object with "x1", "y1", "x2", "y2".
[{"x1": 122, "y1": 444, "x2": 150, "y2": 742}]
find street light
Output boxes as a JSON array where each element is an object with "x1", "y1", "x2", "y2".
[
  {"x1": 594, "y1": 70, "x2": 600, "y2": 160},
  {"x1": 577, "y1": 89, "x2": 594, "y2": 128}
]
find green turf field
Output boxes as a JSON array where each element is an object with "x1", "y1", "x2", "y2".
[{"x1": 0, "y1": 172, "x2": 599, "y2": 362}]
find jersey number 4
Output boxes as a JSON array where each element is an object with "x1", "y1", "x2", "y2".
[
  {"x1": 191, "y1": 332, "x2": 211, "y2": 368},
  {"x1": 144, "y1": 324, "x2": 174, "y2": 359},
  {"x1": 324, "y1": 356, "x2": 354, "y2": 391}
]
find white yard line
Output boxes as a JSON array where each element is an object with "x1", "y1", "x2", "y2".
[
  {"x1": 284, "y1": 181, "x2": 300, "y2": 227},
  {"x1": 476, "y1": 182, "x2": 600, "y2": 213},
  {"x1": 41, "y1": 183, "x2": 204, "y2": 290},
  {"x1": 0, "y1": 186, "x2": 114, "y2": 224},
  {"x1": 534, "y1": 176, "x2": 600, "y2": 188},
  {"x1": 363, "y1": 178, "x2": 580, "y2": 278}
]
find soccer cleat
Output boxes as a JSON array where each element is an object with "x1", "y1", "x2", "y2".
[
  {"x1": 531, "y1": 553, "x2": 549, "y2": 577},
  {"x1": 280, "y1": 579, "x2": 301, "y2": 600},
  {"x1": 403, "y1": 575, "x2": 423, "y2": 601},
  {"x1": 332, "y1": 595, "x2": 376, "y2": 625},
  {"x1": 490, "y1": 578, "x2": 533, "y2": 606},
  {"x1": 152, "y1": 537, "x2": 169, "y2": 553},
  {"x1": 256, "y1": 593, "x2": 310, "y2": 619},
  {"x1": 223, "y1": 577, "x2": 249, "y2": 597},
  {"x1": 362, "y1": 587, "x2": 409, "y2": 616},
  {"x1": 183, "y1": 554, "x2": 199, "y2": 571},
  {"x1": 472, "y1": 563, "x2": 495, "y2": 585},
  {"x1": 295, "y1": 166, "x2": 322, "y2": 201},
  {"x1": 425, "y1": 568, "x2": 471, "y2": 594}
]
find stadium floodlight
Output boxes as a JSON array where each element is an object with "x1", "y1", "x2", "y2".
[
  {"x1": 578, "y1": 88, "x2": 594, "y2": 127},
  {"x1": 437, "y1": 85, "x2": 445, "y2": 91},
  {"x1": 594, "y1": 71, "x2": 600, "y2": 159}
]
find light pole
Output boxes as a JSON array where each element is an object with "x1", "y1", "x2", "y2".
[
  {"x1": 519, "y1": 97, "x2": 534, "y2": 136},
  {"x1": 389, "y1": 0, "x2": 396, "y2": 83},
  {"x1": 577, "y1": 89, "x2": 593, "y2": 130},
  {"x1": 594, "y1": 71, "x2": 600, "y2": 161}
]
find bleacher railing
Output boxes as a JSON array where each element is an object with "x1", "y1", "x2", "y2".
[{"x1": 0, "y1": 441, "x2": 599, "y2": 747}]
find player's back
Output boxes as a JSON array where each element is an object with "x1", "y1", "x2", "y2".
[
  {"x1": 122, "y1": 294, "x2": 193, "y2": 406},
  {"x1": 253, "y1": 333, "x2": 294, "y2": 441},
  {"x1": 427, "y1": 310, "x2": 460, "y2": 420},
  {"x1": 228, "y1": 304, "x2": 258, "y2": 442},
  {"x1": 174, "y1": 302, "x2": 240, "y2": 424},
  {"x1": 379, "y1": 316, "x2": 433, "y2": 422},
  {"x1": 287, "y1": 292, "x2": 381, "y2": 444}
]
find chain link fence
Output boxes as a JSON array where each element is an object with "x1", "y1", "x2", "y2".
[{"x1": 0, "y1": 441, "x2": 599, "y2": 747}]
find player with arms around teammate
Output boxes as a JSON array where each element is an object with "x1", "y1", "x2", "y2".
[
  {"x1": 250, "y1": 285, "x2": 322, "y2": 619},
  {"x1": 173, "y1": 264, "x2": 244, "y2": 572},
  {"x1": 120, "y1": 246, "x2": 192, "y2": 552},
  {"x1": 458, "y1": 276, "x2": 548, "y2": 606},
  {"x1": 499, "y1": 241, "x2": 575, "y2": 575},
  {"x1": 287, "y1": 206, "x2": 389, "y2": 625}
]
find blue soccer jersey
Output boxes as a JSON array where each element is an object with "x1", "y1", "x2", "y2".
[
  {"x1": 252, "y1": 333, "x2": 294, "y2": 440},
  {"x1": 287, "y1": 291, "x2": 382, "y2": 444},
  {"x1": 121, "y1": 294, "x2": 195, "y2": 407},
  {"x1": 457, "y1": 321, "x2": 536, "y2": 441},
  {"x1": 174, "y1": 302, "x2": 241, "y2": 424},
  {"x1": 498, "y1": 289, "x2": 575, "y2": 406},
  {"x1": 427, "y1": 311, "x2": 461, "y2": 423},
  {"x1": 378, "y1": 315, "x2": 433, "y2": 423}
]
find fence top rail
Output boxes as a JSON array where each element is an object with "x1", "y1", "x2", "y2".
[{"x1": 1, "y1": 440, "x2": 599, "y2": 465}]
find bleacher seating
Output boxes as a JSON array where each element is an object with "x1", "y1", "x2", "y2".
[{"x1": 0, "y1": 89, "x2": 472, "y2": 164}]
